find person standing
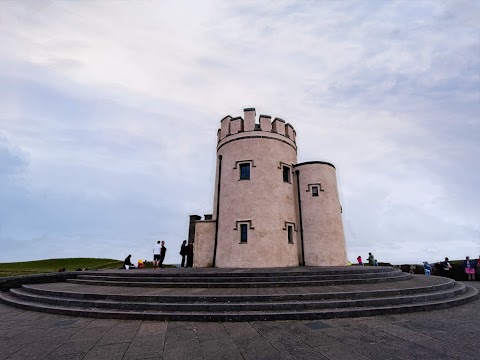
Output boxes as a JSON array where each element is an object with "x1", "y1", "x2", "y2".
[
  {"x1": 423, "y1": 261, "x2": 431, "y2": 276},
  {"x1": 159, "y1": 241, "x2": 167, "y2": 268},
  {"x1": 153, "y1": 241, "x2": 161, "y2": 269},
  {"x1": 442, "y1": 257, "x2": 452, "y2": 278},
  {"x1": 368, "y1": 252, "x2": 375, "y2": 266},
  {"x1": 477, "y1": 255, "x2": 480, "y2": 276},
  {"x1": 464, "y1": 256, "x2": 475, "y2": 281},
  {"x1": 180, "y1": 240, "x2": 188, "y2": 267}
]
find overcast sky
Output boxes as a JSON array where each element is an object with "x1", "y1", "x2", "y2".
[{"x1": 0, "y1": 1, "x2": 479, "y2": 265}]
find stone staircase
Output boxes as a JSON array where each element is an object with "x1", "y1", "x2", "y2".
[{"x1": 0, "y1": 267, "x2": 477, "y2": 321}]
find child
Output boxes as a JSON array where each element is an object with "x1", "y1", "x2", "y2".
[{"x1": 357, "y1": 256, "x2": 363, "y2": 266}]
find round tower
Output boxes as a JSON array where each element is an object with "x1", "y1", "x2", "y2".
[
  {"x1": 213, "y1": 108, "x2": 300, "y2": 268},
  {"x1": 293, "y1": 162, "x2": 347, "y2": 266}
]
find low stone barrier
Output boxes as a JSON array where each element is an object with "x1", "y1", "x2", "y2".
[
  {"x1": 399, "y1": 263, "x2": 480, "y2": 281},
  {"x1": 0, "y1": 272, "x2": 83, "y2": 292}
]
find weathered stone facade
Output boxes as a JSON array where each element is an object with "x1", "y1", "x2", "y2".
[{"x1": 191, "y1": 108, "x2": 347, "y2": 268}]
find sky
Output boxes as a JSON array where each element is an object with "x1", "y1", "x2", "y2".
[{"x1": 0, "y1": 0, "x2": 479, "y2": 265}]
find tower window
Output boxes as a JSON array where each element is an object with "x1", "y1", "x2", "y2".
[
  {"x1": 283, "y1": 166, "x2": 290, "y2": 183},
  {"x1": 312, "y1": 186, "x2": 319, "y2": 196},
  {"x1": 287, "y1": 225, "x2": 294, "y2": 244},
  {"x1": 240, "y1": 224, "x2": 248, "y2": 243},
  {"x1": 239, "y1": 163, "x2": 250, "y2": 180}
]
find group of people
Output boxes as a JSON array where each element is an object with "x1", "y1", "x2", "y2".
[
  {"x1": 356, "y1": 252, "x2": 378, "y2": 266},
  {"x1": 123, "y1": 240, "x2": 194, "y2": 269},
  {"x1": 423, "y1": 256, "x2": 480, "y2": 280}
]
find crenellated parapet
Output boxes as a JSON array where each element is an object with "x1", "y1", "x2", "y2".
[{"x1": 217, "y1": 107, "x2": 297, "y2": 144}]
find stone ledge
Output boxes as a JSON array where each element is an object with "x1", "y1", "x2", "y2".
[{"x1": 0, "y1": 272, "x2": 83, "y2": 292}]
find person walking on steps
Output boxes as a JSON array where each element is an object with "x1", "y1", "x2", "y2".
[
  {"x1": 159, "y1": 241, "x2": 167, "y2": 268},
  {"x1": 180, "y1": 240, "x2": 188, "y2": 267},
  {"x1": 153, "y1": 241, "x2": 161, "y2": 269}
]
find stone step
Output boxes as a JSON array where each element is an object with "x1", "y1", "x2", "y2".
[
  {"x1": 75, "y1": 270, "x2": 404, "y2": 283},
  {"x1": 67, "y1": 273, "x2": 412, "y2": 288},
  {"x1": 19, "y1": 277, "x2": 456, "y2": 303},
  {"x1": 7, "y1": 282, "x2": 467, "y2": 312},
  {"x1": 94, "y1": 266, "x2": 397, "y2": 278},
  {"x1": 0, "y1": 285, "x2": 477, "y2": 322}
]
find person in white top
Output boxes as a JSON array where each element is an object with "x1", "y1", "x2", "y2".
[{"x1": 153, "y1": 241, "x2": 161, "y2": 269}]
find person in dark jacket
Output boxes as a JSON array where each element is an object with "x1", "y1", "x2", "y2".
[
  {"x1": 180, "y1": 240, "x2": 188, "y2": 267},
  {"x1": 442, "y1": 257, "x2": 452, "y2": 278},
  {"x1": 124, "y1": 255, "x2": 134, "y2": 269},
  {"x1": 159, "y1": 241, "x2": 167, "y2": 268}
]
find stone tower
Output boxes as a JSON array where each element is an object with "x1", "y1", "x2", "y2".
[{"x1": 192, "y1": 108, "x2": 347, "y2": 268}]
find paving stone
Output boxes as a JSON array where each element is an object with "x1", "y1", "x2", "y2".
[
  {"x1": 314, "y1": 342, "x2": 372, "y2": 360},
  {"x1": 251, "y1": 321, "x2": 328, "y2": 360},
  {"x1": 162, "y1": 322, "x2": 202, "y2": 360},
  {"x1": 122, "y1": 345, "x2": 163, "y2": 360},
  {"x1": 82, "y1": 342, "x2": 130, "y2": 360},
  {"x1": 46, "y1": 339, "x2": 96, "y2": 356},
  {"x1": 45, "y1": 352, "x2": 85, "y2": 360},
  {"x1": 66, "y1": 325, "x2": 113, "y2": 343},
  {"x1": 0, "y1": 342, "x2": 26, "y2": 360},
  {"x1": 5, "y1": 336, "x2": 66, "y2": 360},
  {"x1": 223, "y1": 322, "x2": 281, "y2": 360},
  {"x1": 199, "y1": 337, "x2": 244, "y2": 360},
  {"x1": 96, "y1": 324, "x2": 140, "y2": 345}
]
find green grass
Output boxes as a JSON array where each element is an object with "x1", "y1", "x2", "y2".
[{"x1": 0, "y1": 258, "x2": 123, "y2": 277}]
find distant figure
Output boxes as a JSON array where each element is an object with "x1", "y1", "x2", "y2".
[
  {"x1": 464, "y1": 256, "x2": 475, "y2": 281},
  {"x1": 137, "y1": 259, "x2": 144, "y2": 269},
  {"x1": 124, "y1": 255, "x2": 134, "y2": 269},
  {"x1": 357, "y1": 256, "x2": 363, "y2": 266},
  {"x1": 368, "y1": 253, "x2": 375, "y2": 266},
  {"x1": 159, "y1": 241, "x2": 167, "y2": 268},
  {"x1": 153, "y1": 241, "x2": 161, "y2": 269},
  {"x1": 374, "y1": 260, "x2": 379, "y2": 266},
  {"x1": 423, "y1": 261, "x2": 431, "y2": 276},
  {"x1": 180, "y1": 240, "x2": 188, "y2": 267},
  {"x1": 442, "y1": 257, "x2": 452, "y2": 278},
  {"x1": 186, "y1": 241, "x2": 194, "y2": 267},
  {"x1": 477, "y1": 255, "x2": 480, "y2": 276}
]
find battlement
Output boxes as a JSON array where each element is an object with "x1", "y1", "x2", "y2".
[{"x1": 217, "y1": 108, "x2": 296, "y2": 143}]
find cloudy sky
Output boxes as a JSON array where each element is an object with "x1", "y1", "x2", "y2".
[{"x1": 0, "y1": 1, "x2": 479, "y2": 265}]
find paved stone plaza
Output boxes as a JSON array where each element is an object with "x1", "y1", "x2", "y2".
[{"x1": 0, "y1": 281, "x2": 478, "y2": 360}]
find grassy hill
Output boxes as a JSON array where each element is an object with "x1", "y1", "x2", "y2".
[{"x1": 0, "y1": 258, "x2": 123, "y2": 277}]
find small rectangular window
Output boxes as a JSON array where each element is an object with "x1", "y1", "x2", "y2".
[
  {"x1": 287, "y1": 225, "x2": 293, "y2": 244},
  {"x1": 239, "y1": 163, "x2": 250, "y2": 180},
  {"x1": 312, "y1": 186, "x2": 319, "y2": 196},
  {"x1": 283, "y1": 166, "x2": 290, "y2": 183},
  {"x1": 240, "y1": 224, "x2": 248, "y2": 243}
]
